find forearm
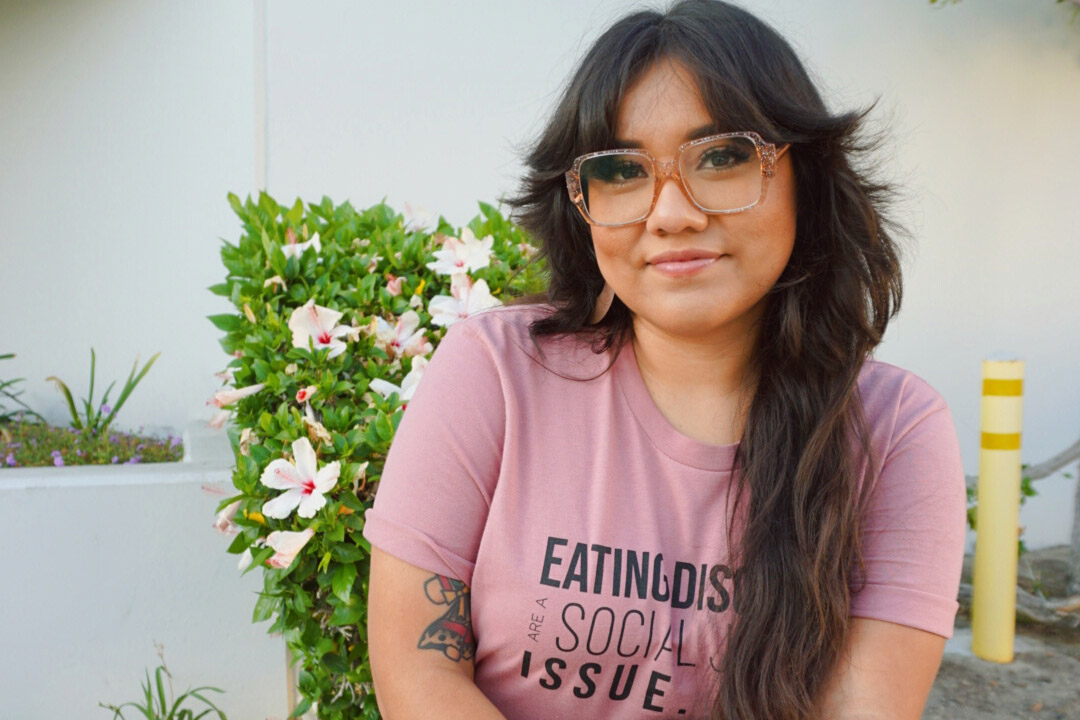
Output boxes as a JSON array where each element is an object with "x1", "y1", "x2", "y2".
[{"x1": 374, "y1": 667, "x2": 507, "y2": 720}]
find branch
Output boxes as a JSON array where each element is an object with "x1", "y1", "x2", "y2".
[
  {"x1": 957, "y1": 582, "x2": 1080, "y2": 630},
  {"x1": 964, "y1": 435, "x2": 1080, "y2": 490}
]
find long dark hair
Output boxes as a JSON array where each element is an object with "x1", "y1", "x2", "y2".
[{"x1": 503, "y1": 1, "x2": 905, "y2": 718}]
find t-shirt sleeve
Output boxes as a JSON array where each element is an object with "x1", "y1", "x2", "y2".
[
  {"x1": 361, "y1": 319, "x2": 505, "y2": 586},
  {"x1": 849, "y1": 387, "x2": 968, "y2": 638}
]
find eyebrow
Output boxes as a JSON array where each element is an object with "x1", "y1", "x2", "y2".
[{"x1": 613, "y1": 123, "x2": 721, "y2": 148}]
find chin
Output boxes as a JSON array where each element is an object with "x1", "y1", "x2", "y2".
[{"x1": 642, "y1": 308, "x2": 726, "y2": 338}]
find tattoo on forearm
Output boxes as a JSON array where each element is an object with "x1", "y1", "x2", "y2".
[{"x1": 417, "y1": 574, "x2": 476, "y2": 662}]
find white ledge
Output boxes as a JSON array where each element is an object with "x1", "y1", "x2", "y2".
[{"x1": 0, "y1": 420, "x2": 235, "y2": 490}]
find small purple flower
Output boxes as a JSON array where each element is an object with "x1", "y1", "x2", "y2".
[
  {"x1": 6, "y1": 442, "x2": 20, "y2": 449},
  {"x1": 110, "y1": 435, "x2": 119, "y2": 443},
  {"x1": 126, "y1": 454, "x2": 142, "y2": 465},
  {"x1": 111, "y1": 455, "x2": 120, "y2": 463},
  {"x1": 4, "y1": 453, "x2": 16, "y2": 467},
  {"x1": 101, "y1": 404, "x2": 112, "y2": 415},
  {"x1": 169, "y1": 435, "x2": 181, "y2": 447},
  {"x1": 53, "y1": 456, "x2": 65, "y2": 467},
  {"x1": 76, "y1": 449, "x2": 84, "y2": 457},
  {"x1": 135, "y1": 443, "x2": 145, "y2": 452},
  {"x1": 50, "y1": 449, "x2": 62, "y2": 458},
  {"x1": 67, "y1": 427, "x2": 78, "y2": 434}
]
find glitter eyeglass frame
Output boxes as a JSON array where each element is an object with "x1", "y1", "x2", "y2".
[{"x1": 564, "y1": 131, "x2": 791, "y2": 228}]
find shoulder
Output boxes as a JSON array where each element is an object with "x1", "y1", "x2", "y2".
[
  {"x1": 854, "y1": 357, "x2": 966, "y2": 488},
  {"x1": 444, "y1": 303, "x2": 617, "y2": 379},
  {"x1": 856, "y1": 358, "x2": 951, "y2": 443},
  {"x1": 443, "y1": 302, "x2": 555, "y2": 356}
]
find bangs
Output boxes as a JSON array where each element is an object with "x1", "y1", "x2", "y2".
[{"x1": 571, "y1": 31, "x2": 784, "y2": 158}]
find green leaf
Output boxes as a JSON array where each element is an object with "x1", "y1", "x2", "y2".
[
  {"x1": 243, "y1": 546, "x2": 274, "y2": 575},
  {"x1": 260, "y1": 228, "x2": 274, "y2": 259},
  {"x1": 339, "y1": 492, "x2": 364, "y2": 512},
  {"x1": 226, "y1": 532, "x2": 251, "y2": 555},
  {"x1": 270, "y1": 246, "x2": 287, "y2": 276},
  {"x1": 374, "y1": 411, "x2": 394, "y2": 442},
  {"x1": 286, "y1": 198, "x2": 304, "y2": 225},
  {"x1": 207, "y1": 314, "x2": 243, "y2": 332},
  {"x1": 214, "y1": 494, "x2": 244, "y2": 516},
  {"x1": 207, "y1": 282, "x2": 233, "y2": 297},
  {"x1": 240, "y1": 454, "x2": 260, "y2": 482},
  {"x1": 228, "y1": 192, "x2": 244, "y2": 216},
  {"x1": 331, "y1": 563, "x2": 357, "y2": 603},
  {"x1": 249, "y1": 443, "x2": 271, "y2": 465},
  {"x1": 252, "y1": 358, "x2": 271, "y2": 382},
  {"x1": 322, "y1": 652, "x2": 350, "y2": 673},
  {"x1": 288, "y1": 697, "x2": 313, "y2": 718},
  {"x1": 329, "y1": 596, "x2": 364, "y2": 626},
  {"x1": 301, "y1": 248, "x2": 319, "y2": 276},
  {"x1": 331, "y1": 544, "x2": 365, "y2": 563},
  {"x1": 253, "y1": 592, "x2": 280, "y2": 623},
  {"x1": 327, "y1": 521, "x2": 345, "y2": 543}
]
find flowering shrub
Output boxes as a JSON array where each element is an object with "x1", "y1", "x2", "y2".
[{"x1": 209, "y1": 192, "x2": 546, "y2": 718}]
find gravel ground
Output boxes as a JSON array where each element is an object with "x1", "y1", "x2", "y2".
[{"x1": 924, "y1": 620, "x2": 1080, "y2": 719}]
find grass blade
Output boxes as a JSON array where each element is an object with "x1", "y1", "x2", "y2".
[
  {"x1": 88, "y1": 347, "x2": 96, "y2": 415},
  {"x1": 108, "y1": 352, "x2": 161, "y2": 420},
  {"x1": 155, "y1": 665, "x2": 170, "y2": 714},
  {"x1": 44, "y1": 375, "x2": 83, "y2": 430}
]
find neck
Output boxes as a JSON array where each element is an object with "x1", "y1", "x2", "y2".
[{"x1": 628, "y1": 307, "x2": 763, "y2": 435}]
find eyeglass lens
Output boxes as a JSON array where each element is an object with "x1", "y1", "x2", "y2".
[{"x1": 579, "y1": 136, "x2": 763, "y2": 225}]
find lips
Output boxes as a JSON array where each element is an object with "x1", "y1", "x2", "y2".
[{"x1": 647, "y1": 249, "x2": 723, "y2": 264}]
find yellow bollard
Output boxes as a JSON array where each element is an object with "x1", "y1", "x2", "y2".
[{"x1": 971, "y1": 358, "x2": 1025, "y2": 663}]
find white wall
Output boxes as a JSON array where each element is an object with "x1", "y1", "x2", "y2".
[
  {"x1": 1, "y1": 0, "x2": 1077, "y2": 542},
  {"x1": 0, "y1": 0, "x2": 255, "y2": 440}
]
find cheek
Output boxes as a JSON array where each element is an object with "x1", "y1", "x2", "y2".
[
  {"x1": 590, "y1": 227, "x2": 638, "y2": 273},
  {"x1": 749, "y1": 166, "x2": 797, "y2": 278}
]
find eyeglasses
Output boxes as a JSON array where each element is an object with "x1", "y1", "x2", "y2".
[{"x1": 565, "y1": 131, "x2": 790, "y2": 227}]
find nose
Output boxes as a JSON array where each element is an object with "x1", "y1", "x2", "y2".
[{"x1": 645, "y1": 172, "x2": 709, "y2": 236}]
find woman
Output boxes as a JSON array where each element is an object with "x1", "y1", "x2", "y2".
[{"x1": 364, "y1": 1, "x2": 966, "y2": 718}]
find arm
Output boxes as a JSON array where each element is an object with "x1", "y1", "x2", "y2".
[
  {"x1": 368, "y1": 546, "x2": 507, "y2": 720},
  {"x1": 814, "y1": 378, "x2": 965, "y2": 719},
  {"x1": 814, "y1": 617, "x2": 946, "y2": 720}
]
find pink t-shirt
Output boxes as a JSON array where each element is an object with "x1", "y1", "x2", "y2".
[{"x1": 363, "y1": 303, "x2": 967, "y2": 719}]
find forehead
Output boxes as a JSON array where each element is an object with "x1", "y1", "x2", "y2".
[{"x1": 613, "y1": 59, "x2": 715, "y2": 147}]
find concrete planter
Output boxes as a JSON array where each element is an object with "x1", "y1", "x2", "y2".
[{"x1": 0, "y1": 421, "x2": 289, "y2": 719}]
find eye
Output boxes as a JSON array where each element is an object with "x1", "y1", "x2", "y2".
[
  {"x1": 611, "y1": 161, "x2": 647, "y2": 181},
  {"x1": 697, "y1": 146, "x2": 750, "y2": 171},
  {"x1": 583, "y1": 155, "x2": 651, "y2": 185}
]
